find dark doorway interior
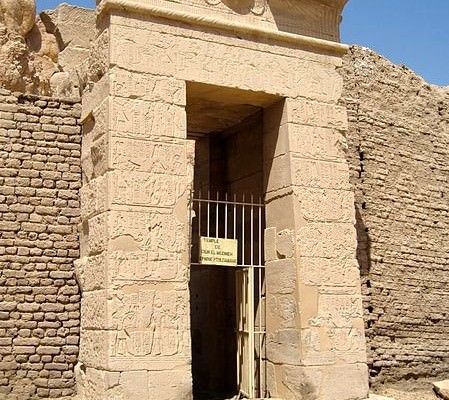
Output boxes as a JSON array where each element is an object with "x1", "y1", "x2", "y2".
[{"x1": 187, "y1": 83, "x2": 268, "y2": 399}]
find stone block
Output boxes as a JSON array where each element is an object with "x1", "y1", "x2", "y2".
[
  {"x1": 80, "y1": 175, "x2": 107, "y2": 220},
  {"x1": 58, "y1": 47, "x2": 90, "y2": 71},
  {"x1": 78, "y1": 330, "x2": 111, "y2": 369},
  {"x1": 78, "y1": 286, "x2": 191, "y2": 370},
  {"x1": 108, "y1": 210, "x2": 187, "y2": 255},
  {"x1": 110, "y1": 97, "x2": 186, "y2": 141},
  {"x1": 109, "y1": 170, "x2": 178, "y2": 209},
  {"x1": 296, "y1": 66, "x2": 343, "y2": 103},
  {"x1": 74, "y1": 256, "x2": 107, "y2": 292},
  {"x1": 109, "y1": 20, "x2": 341, "y2": 99},
  {"x1": 320, "y1": 364, "x2": 369, "y2": 400},
  {"x1": 266, "y1": 258, "x2": 297, "y2": 296},
  {"x1": 263, "y1": 116, "x2": 289, "y2": 159},
  {"x1": 276, "y1": 229, "x2": 295, "y2": 258},
  {"x1": 75, "y1": 364, "x2": 120, "y2": 400},
  {"x1": 294, "y1": 187, "x2": 355, "y2": 224},
  {"x1": 147, "y1": 368, "x2": 192, "y2": 400},
  {"x1": 109, "y1": 137, "x2": 190, "y2": 176},
  {"x1": 80, "y1": 291, "x2": 108, "y2": 330},
  {"x1": 51, "y1": 4, "x2": 96, "y2": 48},
  {"x1": 288, "y1": 98, "x2": 348, "y2": 130},
  {"x1": 301, "y1": 326, "x2": 367, "y2": 366},
  {"x1": 288, "y1": 124, "x2": 348, "y2": 163},
  {"x1": 265, "y1": 189, "x2": 296, "y2": 231},
  {"x1": 108, "y1": 250, "x2": 185, "y2": 283},
  {"x1": 291, "y1": 156, "x2": 351, "y2": 191},
  {"x1": 308, "y1": 294, "x2": 364, "y2": 329},
  {"x1": 266, "y1": 294, "x2": 297, "y2": 330},
  {"x1": 82, "y1": 74, "x2": 110, "y2": 122},
  {"x1": 267, "y1": 328, "x2": 301, "y2": 366},
  {"x1": 85, "y1": 98, "x2": 109, "y2": 143},
  {"x1": 265, "y1": 154, "x2": 292, "y2": 193},
  {"x1": 298, "y1": 256, "x2": 361, "y2": 288},
  {"x1": 86, "y1": 213, "x2": 108, "y2": 256},
  {"x1": 111, "y1": 68, "x2": 186, "y2": 106},
  {"x1": 271, "y1": 364, "x2": 322, "y2": 400},
  {"x1": 264, "y1": 227, "x2": 277, "y2": 262},
  {"x1": 272, "y1": 363, "x2": 368, "y2": 400},
  {"x1": 296, "y1": 222, "x2": 357, "y2": 259},
  {"x1": 121, "y1": 370, "x2": 149, "y2": 400}
]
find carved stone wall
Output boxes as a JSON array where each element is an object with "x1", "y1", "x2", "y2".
[
  {"x1": 0, "y1": 89, "x2": 82, "y2": 398},
  {"x1": 1, "y1": 1, "x2": 449, "y2": 398},
  {"x1": 341, "y1": 46, "x2": 449, "y2": 386},
  {"x1": 97, "y1": 0, "x2": 347, "y2": 42},
  {"x1": 76, "y1": 1, "x2": 368, "y2": 399}
]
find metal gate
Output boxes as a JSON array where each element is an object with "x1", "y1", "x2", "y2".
[{"x1": 190, "y1": 191, "x2": 267, "y2": 399}]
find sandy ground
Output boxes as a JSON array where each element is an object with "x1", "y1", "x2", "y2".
[{"x1": 372, "y1": 384, "x2": 439, "y2": 400}]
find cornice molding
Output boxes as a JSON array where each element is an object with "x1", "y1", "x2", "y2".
[{"x1": 98, "y1": 0, "x2": 349, "y2": 55}]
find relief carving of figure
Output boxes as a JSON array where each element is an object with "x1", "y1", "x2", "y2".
[
  {"x1": 113, "y1": 291, "x2": 186, "y2": 358},
  {"x1": 148, "y1": 296, "x2": 162, "y2": 356}
]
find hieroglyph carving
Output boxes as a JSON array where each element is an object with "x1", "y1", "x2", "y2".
[
  {"x1": 111, "y1": 98, "x2": 185, "y2": 140},
  {"x1": 111, "y1": 211, "x2": 185, "y2": 254},
  {"x1": 111, "y1": 69, "x2": 185, "y2": 105},
  {"x1": 309, "y1": 295, "x2": 363, "y2": 328},
  {"x1": 303, "y1": 327, "x2": 365, "y2": 354},
  {"x1": 111, "y1": 290, "x2": 189, "y2": 358},
  {"x1": 111, "y1": 138, "x2": 187, "y2": 176},
  {"x1": 109, "y1": 251, "x2": 182, "y2": 282},
  {"x1": 204, "y1": 0, "x2": 267, "y2": 15},
  {"x1": 110, "y1": 172, "x2": 177, "y2": 208}
]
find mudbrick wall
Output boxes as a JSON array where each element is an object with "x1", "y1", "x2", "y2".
[
  {"x1": 0, "y1": 89, "x2": 81, "y2": 398},
  {"x1": 341, "y1": 46, "x2": 449, "y2": 386}
]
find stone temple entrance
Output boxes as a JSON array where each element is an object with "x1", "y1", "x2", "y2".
[{"x1": 77, "y1": 0, "x2": 369, "y2": 399}]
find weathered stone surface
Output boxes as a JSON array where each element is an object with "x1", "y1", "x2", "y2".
[
  {"x1": 108, "y1": 19, "x2": 342, "y2": 99},
  {"x1": 269, "y1": 363, "x2": 369, "y2": 400},
  {"x1": 0, "y1": 0, "x2": 35, "y2": 36},
  {"x1": 0, "y1": 1, "x2": 94, "y2": 97},
  {"x1": 43, "y1": 3, "x2": 95, "y2": 49},
  {"x1": 105, "y1": 0, "x2": 346, "y2": 42}
]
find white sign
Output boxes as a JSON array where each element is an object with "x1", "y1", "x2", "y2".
[{"x1": 200, "y1": 237, "x2": 238, "y2": 266}]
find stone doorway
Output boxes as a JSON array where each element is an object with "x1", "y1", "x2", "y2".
[
  {"x1": 78, "y1": 2, "x2": 370, "y2": 395},
  {"x1": 186, "y1": 82, "x2": 275, "y2": 399}
]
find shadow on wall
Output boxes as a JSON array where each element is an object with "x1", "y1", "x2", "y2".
[{"x1": 355, "y1": 205, "x2": 371, "y2": 277}]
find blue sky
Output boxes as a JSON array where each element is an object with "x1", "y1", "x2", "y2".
[
  {"x1": 342, "y1": 1, "x2": 449, "y2": 86},
  {"x1": 36, "y1": 0, "x2": 449, "y2": 86}
]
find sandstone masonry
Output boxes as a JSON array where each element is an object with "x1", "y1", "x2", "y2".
[
  {"x1": 0, "y1": 89, "x2": 81, "y2": 398},
  {"x1": 341, "y1": 46, "x2": 449, "y2": 386},
  {"x1": 1, "y1": 1, "x2": 449, "y2": 400}
]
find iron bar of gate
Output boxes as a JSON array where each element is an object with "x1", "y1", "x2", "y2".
[{"x1": 190, "y1": 192, "x2": 266, "y2": 397}]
